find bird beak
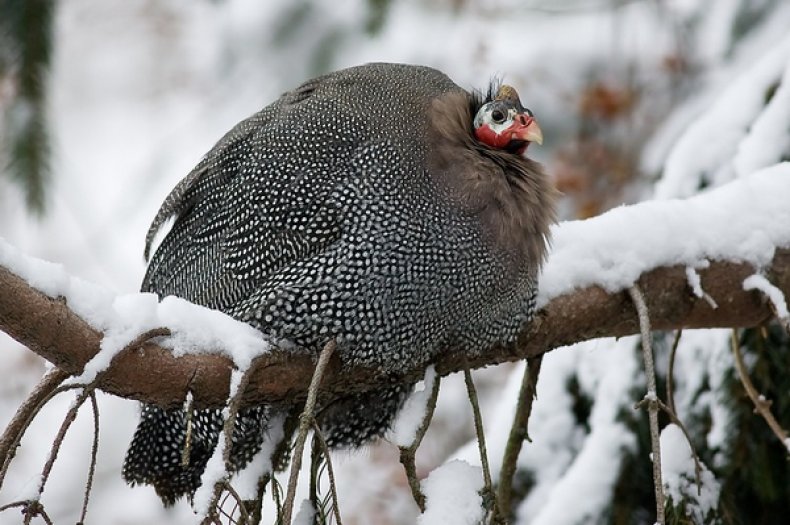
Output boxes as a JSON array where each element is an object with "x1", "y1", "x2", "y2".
[{"x1": 510, "y1": 114, "x2": 543, "y2": 145}]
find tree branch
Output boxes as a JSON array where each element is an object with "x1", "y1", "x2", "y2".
[{"x1": 1, "y1": 249, "x2": 788, "y2": 410}]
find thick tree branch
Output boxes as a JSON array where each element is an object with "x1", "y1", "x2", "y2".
[{"x1": 1, "y1": 249, "x2": 788, "y2": 410}]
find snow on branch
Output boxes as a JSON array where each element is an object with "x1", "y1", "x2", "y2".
[
  {"x1": 1, "y1": 166, "x2": 790, "y2": 410},
  {"x1": 743, "y1": 274, "x2": 790, "y2": 323}
]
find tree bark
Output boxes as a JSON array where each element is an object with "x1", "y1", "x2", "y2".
[{"x1": 0, "y1": 249, "x2": 788, "y2": 410}]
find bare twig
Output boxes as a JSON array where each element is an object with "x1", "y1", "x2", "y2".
[
  {"x1": 398, "y1": 368, "x2": 441, "y2": 512},
  {"x1": 0, "y1": 382, "x2": 85, "y2": 491},
  {"x1": 399, "y1": 448, "x2": 424, "y2": 511},
  {"x1": 0, "y1": 501, "x2": 26, "y2": 513},
  {"x1": 628, "y1": 285, "x2": 665, "y2": 525},
  {"x1": 37, "y1": 388, "x2": 94, "y2": 499},
  {"x1": 311, "y1": 422, "x2": 343, "y2": 525},
  {"x1": 248, "y1": 474, "x2": 270, "y2": 525},
  {"x1": 635, "y1": 395, "x2": 703, "y2": 493},
  {"x1": 0, "y1": 367, "x2": 69, "y2": 487},
  {"x1": 666, "y1": 330, "x2": 682, "y2": 414},
  {"x1": 79, "y1": 391, "x2": 100, "y2": 524},
  {"x1": 0, "y1": 329, "x2": 167, "y2": 520},
  {"x1": 657, "y1": 399, "x2": 702, "y2": 492},
  {"x1": 658, "y1": 328, "x2": 705, "y2": 495},
  {"x1": 0, "y1": 500, "x2": 52, "y2": 525},
  {"x1": 463, "y1": 363, "x2": 500, "y2": 522},
  {"x1": 23, "y1": 500, "x2": 53, "y2": 525},
  {"x1": 730, "y1": 330, "x2": 790, "y2": 453},
  {"x1": 496, "y1": 355, "x2": 543, "y2": 520},
  {"x1": 309, "y1": 433, "x2": 321, "y2": 521},
  {"x1": 216, "y1": 500, "x2": 234, "y2": 524},
  {"x1": 282, "y1": 340, "x2": 336, "y2": 525},
  {"x1": 271, "y1": 475, "x2": 283, "y2": 520},
  {"x1": 222, "y1": 481, "x2": 251, "y2": 525},
  {"x1": 0, "y1": 499, "x2": 52, "y2": 524}
]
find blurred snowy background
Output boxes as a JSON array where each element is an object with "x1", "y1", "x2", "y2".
[{"x1": 2, "y1": 0, "x2": 790, "y2": 523}]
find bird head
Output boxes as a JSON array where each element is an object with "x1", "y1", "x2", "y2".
[{"x1": 472, "y1": 85, "x2": 543, "y2": 155}]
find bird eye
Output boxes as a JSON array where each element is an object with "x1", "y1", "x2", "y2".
[{"x1": 490, "y1": 109, "x2": 506, "y2": 123}]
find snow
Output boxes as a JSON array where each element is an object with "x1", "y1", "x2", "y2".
[
  {"x1": 685, "y1": 263, "x2": 719, "y2": 309},
  {"x1": 417, "y1": 460, "x2": 484, "y2": 525},
  {"x1": 538, "y1": 163, "x2": 790, "y2": 306},
  {"x1": 449, "y1": 337, "x2": 642, "y2": 524},
  {"x1": 192, "y1": 433, "x2": 228, "y2": 518},
  {"x1": 733, "y1": 57, "x2": 790, "y2": 178},
  {"x1": 193, "y1": 351, "x2": 282, "y2": 515},
  {"x1": 232, "y1": 414, "x2": 286, "y2": 500},
  {"x1": 293, "y1": 499, "x2": 316, "y2": 525},
  {"x1": 517, "y1": 337, "x2": 640, "y2": 524},
  {"x1": 685, "y1": 266, "x2": 704, "y2": 299},
  {"x1": 71, "y1": 292, "x2": 161, "y2": 384},
  {"x1": 0, "y1": 236, "x2": 272, "y2": 377},
  {"x1": 390, "y1": 365, "x2": 438, "y2": 447},
  {"x1": 743, "y1": 274, "x2": 790, "y2": 320},
  {"x1": 662, "y1": 329, "x2": 734, "y2": 464},
  {"x1": 655, "y1": 33, "x2": 790, "y2": 199},
  {"x1": 660, "y1": 424, "x2": 721, "y2": 522}
]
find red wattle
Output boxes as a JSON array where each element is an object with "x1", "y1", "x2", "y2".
[{"x1": 474, "y1": 124, "x2": 511, "y2": 149}]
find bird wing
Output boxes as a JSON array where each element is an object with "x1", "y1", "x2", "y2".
[
  {"x1": 142, "y1": 63, "x2": 463, "y2": 312},
  {"x1": 141, "y1": 110, "x2": 351, "y2": 311}
]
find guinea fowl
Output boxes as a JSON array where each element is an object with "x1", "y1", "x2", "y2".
[{"x1": 122, "y1": 62, "x2": 557, "y2": 504}]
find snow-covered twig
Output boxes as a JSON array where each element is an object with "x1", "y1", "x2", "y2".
[
  {"x1": 730, "y1": 330, "x2": 790, "y2": 454},
  {"x1": 282, "y1": 340, "x2": 336, "y2": 525},
  {"x1": 628, "y1": 285, "x2": 666, "y2": 525}
]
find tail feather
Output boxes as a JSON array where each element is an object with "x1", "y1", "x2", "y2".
[
  {"x1": 123, "y1": 385, "x2": 412, "y2": 504},
  {"x1": 123, "y1": 404, "x2": 271, "y2": 505}
]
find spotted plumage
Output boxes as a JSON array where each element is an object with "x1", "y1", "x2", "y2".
[{"x1": 123, "y1": 63, "x2": 556, "y2": 504}]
